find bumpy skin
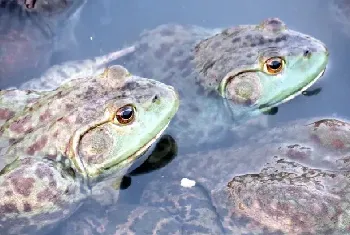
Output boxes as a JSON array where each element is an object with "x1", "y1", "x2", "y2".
[
  {"x1": 0, "y1": 65, "x2": 179, "y2": 235},
  {"x1": 109, "y1": 18, "x2": 328, "y2": 148},
  {"x1": 0, "y1": 0, "x2": 86, "y2": 88},
  {"x1": 65, "y1": 118, "x2": 350, "y2": 235},
  {"x1": 21, "y1": 18, "x2": 329, "y2": 149}
]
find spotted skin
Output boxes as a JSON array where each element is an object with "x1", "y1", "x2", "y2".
[
  {"x1": 158, "y1": 118, "x2": 350, "y2": 234},
  {"x1": 0, "y1": 89, "x2": 41, "y2": 126},
  {"x1": 64, "y1": 118, "x2": 350, "y2": 234},
  {"x1": 0, "y1": 65, "x2": 179, "y2": 235},
  {"x1": 20, "y1": 19, "x2": 329, "y2": 150},
  {"x1": 108, "y1": 18, "x2": 328, "y2": 149},
  {"x1": 225, "y1": 160, "x2": 350, "y2": 234}
]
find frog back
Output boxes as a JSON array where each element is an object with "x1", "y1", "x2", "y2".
[{"x1": 0, "y1": 89, "x2": 44, "y2": 127}]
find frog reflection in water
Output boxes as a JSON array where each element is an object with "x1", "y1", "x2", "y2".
[{"x1": 0, "y1": 65, "x2": 179, "y2": 235}]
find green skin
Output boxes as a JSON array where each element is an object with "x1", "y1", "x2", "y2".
[
  {"x1": 116, "y1": 17, "x2": 329, "y2": 147},
  {"x1": 63, "y1": 118, "x2": 350, "y2": 235},
  {"x1": 0, "y1": 65, "x2": 179, "y2": 235},
  {"x1": 21, "y1": 18, "x2": 329, "y2": 149}
]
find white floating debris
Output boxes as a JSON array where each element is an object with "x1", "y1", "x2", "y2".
[
  {"x1": 90, "y1": 36, "x2": 93, "y2": 41},
  {"x1": 180, "y1": 178, "x2": 196, "y2": 188}
]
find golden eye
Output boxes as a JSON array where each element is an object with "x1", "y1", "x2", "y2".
[
  {"x1": 264, "y1": 57, "x2": 284, "y2": 75},
  {"x1": 114, "y1": 105, "x2": 135, "y2": 125}
]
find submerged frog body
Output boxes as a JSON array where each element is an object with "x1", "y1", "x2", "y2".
[
  {"x1": 18, "y1": 46, "x2": 136, "y2": 91},
  {"x1": 0, "y1": 65, "x2": 179, "y2": 235},
  {"x1": 0, "y1": 0, "x2": 86, "y2": 88},
  {"x1": 64, "y1": 118, "x2": 350, "y2": 235}
]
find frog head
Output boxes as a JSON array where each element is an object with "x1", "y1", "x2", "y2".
[
  {"x1": 67, "y1": 65, "x2": 179, "y2": 177},
  {"x1": 195, "y1": 18, "x2": 328, "y2": 117}
]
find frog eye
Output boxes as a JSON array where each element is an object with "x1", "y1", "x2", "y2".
[
  {"x1": 263, "y1": 57, "x2": 284, "y2": 75},
  {"x1": 114, "y1": 105, "x2": 135, "y2": 125}
]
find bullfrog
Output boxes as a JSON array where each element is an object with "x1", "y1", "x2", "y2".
[
  {"x1": 23, "y1": 18, "x2": 329, "y2": 149},
  {"x1": 114, "y1": 18, "x2": 329, "y2": 148},
  {"x1": 0, "y1": 65, "x2": 179, "y2": 235},
  {"x1": 63, "y1": 118, "x2": 350, "y2": 235},
  {"x1": 0, "y1": 0, "x2": 86, "y2": 88}
]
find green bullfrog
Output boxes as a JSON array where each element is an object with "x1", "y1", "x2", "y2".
[
  {"x1": 0, "y1": 65, "x2": 179, "y2": 235},
  {"x1": 22, "y1": 18, "x2": 329, "y2": 149},
  {"x1": 64, "y1": 118, "x2": 350, "y2": 235},
  {"x1": 115, "y1": 18, "x2": 329, "y2": 148}
]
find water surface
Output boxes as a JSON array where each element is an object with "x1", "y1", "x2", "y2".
[
  {"x1": 59, "y1": 0, "x2": 350, "y2": 233},
  {"x1": 4, "y1": 0, "x2": 350, "y2": 234}
]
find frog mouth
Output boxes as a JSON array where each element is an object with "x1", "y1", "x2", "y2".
[
  {"x1": 70, "y1": 118, "x2": 171, "y2": 179},
  {"x1": 258, "y1": 67, "x2": 326, "y2": 112},
  {"x1": 126, "y1": 123, "x2": 171, "y2": 164},
  {"x1": 99, "y1": 122, "x2": 171, "y2": 176}
]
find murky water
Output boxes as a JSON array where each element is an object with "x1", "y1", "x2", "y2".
[{"x1": 1, "y1": 0, "x2": 350, "y2": 234}]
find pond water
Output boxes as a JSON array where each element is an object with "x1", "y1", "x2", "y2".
[{"x1": 1, "y1": 0, "x2": 350, "y2": 234}]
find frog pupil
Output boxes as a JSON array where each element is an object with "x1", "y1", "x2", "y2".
[
  {"x1": 121, "y1": 107, "x2": 133, "y2": 119},
  {"x1": 269, "y1": 60, "x2": 281, "y2": 69}
]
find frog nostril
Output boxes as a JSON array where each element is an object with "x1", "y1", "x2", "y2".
[
  {"x1": 303, "y1": 50, "x2": 311, "y2": 58},
  {"x1": 152, "y1": 94, "x2": 159, "y2": 103}
]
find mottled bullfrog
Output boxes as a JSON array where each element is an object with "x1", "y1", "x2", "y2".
[
  {"x1": 25, "y1": 18, "x2": 329, "y2": 149},
  {"x1": 64, "y1": 118, "x2": 350, "y2": 235},
  {"x1": 0, "y1": 0, "x2": 86, "y2": 88},
  {"x1": 115, "y1": 18, "x2": 329, "y2": 148},
  {"x1": 0, "y1": 65, "x2": 179, "y2": 235}
]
